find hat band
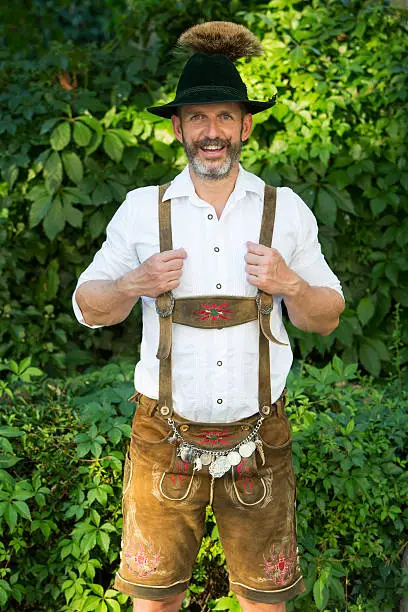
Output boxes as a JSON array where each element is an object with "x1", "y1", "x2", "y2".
[{"x1": 175, "y1": 84, "x2": 248, "y2": 103}]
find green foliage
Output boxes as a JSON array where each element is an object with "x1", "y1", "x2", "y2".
[
  {"x1": 0, "y1": 358, "x2": 407, "y2": 610},
  {"x1": 0, "y1": 0, "x2": 407, "y2": 376}
]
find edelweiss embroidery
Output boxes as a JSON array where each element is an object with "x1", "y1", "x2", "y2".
[
  {"x1": 263, "y1": 541, "x2": 297, "y2": 585},
  {"x1": 170, "y1": 459, "x2": 190, "y2": 486},
  {"x1": 196, "y1": 429, "x2": 233, "y2": 445},
  {"x1": 194, "y1": 302, "x2": 233, "y2": 321},
  {"x1": 125, "y1": 541, "x2": 161, "y2": 578},
  {"x1": 236, "y1": 458, "x2": 254, "y2": 494}
]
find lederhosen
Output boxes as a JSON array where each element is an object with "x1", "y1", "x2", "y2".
[{"x1": 154, "y1": 183, "x2": 287, "y2": 479}]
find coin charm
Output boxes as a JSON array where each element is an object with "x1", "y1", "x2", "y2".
[
  {"x1": 209, "y1": 456, "x2": 230, "y2": 478},
  {"x1": 200, "y1": 453, "x2": 212, "y2": 466},
  {"x1": 227, "y1": 451, "x2": 242, "y2": 466},
  {"x1": 238, "y1": 441, "x2": 256, "y2": 458}
]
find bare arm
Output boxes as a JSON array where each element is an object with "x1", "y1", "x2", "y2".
[
  {"x1": 76, "y1": 248, "x2": 187, "y2": 327},
  {"x1": 245, "y1": 242, "x2": 345, "y2": 335}
]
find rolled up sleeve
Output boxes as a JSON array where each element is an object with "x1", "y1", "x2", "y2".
[
  {"x1": 289, "y1": 191, "x2": 344, "y2": 298},
  {"x1": 72, "y1": 194, "x2": 141, "y2": 328}
]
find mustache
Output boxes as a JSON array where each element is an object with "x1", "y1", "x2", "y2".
[{"x1": 193, "y1": 137, "x2": 232, "y2": 149}]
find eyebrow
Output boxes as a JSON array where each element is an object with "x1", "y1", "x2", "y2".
[{"x1": 183, "y1": 109, "x2": 236, "y2": 118}]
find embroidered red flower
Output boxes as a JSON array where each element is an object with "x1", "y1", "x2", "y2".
[
  {"x1": 196, "y1": 429, "x2": 233, "y2": 445},
  {"x1": 170, "y1": 459, "x2": 190, "y2": 486},
  {"x1": 263, "y1": 541, "x2": 297, "y2": 585},
  {"x1": 194, "y1": 302, "x2": 233, "y2": 321},
  {"x1": 125, "y1": 541, "x2": 161, "y2": 578}
]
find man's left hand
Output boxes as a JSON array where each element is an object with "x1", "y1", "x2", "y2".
[{"x1": 245, "y1": 241, "x2": 300, "y2": 297}]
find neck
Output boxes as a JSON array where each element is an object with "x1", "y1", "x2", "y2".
[{"x1": 189, "y1": 163, "x2": 240, "y2": 218}]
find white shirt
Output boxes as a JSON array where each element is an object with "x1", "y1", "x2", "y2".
[{"x1": 73, "y1": 165, "x2": 343, "y2": 423}]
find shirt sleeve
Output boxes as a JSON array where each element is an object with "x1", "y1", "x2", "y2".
[
  {"x1": 289, "y1": 190, "x2": 344, "y2": 297},
  {"x1": 72, "y1": 193, "x2": 142, "y2": 328}
]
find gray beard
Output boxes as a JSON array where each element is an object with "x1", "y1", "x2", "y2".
[{"x1": 182, "y1": 135, "x2": 242, "y2": 181}]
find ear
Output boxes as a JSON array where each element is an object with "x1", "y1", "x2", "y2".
[
  {"x1": 171, "y1": 114, "x2": 183, "y2": 144},
  {"x1": 241, "y1": 113, "x2": 253, "y2": 142}
]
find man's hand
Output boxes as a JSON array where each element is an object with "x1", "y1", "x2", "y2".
[
  {"x1": 245, "y1": 241, "x2": 345, "y2": 335},
  {"x1": 245, "y1": 241, "x2": 299, "y2": 297},
  {"x1": 116, "y1": 248, "x2": 187, "y2": 298}
]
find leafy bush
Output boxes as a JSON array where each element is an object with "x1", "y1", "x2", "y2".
[
  {"x1": 0, "y1": 0, "x2": 407, "y2": 376},
  {"x1": 0, "y1": 358, "x2": 407, "y2": 611}
]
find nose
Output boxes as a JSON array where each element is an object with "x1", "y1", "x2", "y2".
[{"x1": 205, "y1": 117, "x2": 219, "y2": 140}]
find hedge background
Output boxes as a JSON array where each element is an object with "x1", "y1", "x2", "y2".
[{"x1": 0, "y1": 0, "x2": 407, "y2": 378}]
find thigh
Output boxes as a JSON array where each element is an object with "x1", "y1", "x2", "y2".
[
  {"x1": 114, "y1": 403, "x2": 208, "y2": 601},
  {"x1": 212, "y1": 410, "x2": 305, "y2": 604}
]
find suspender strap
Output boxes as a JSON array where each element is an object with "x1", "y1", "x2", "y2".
[
  {"x1": 258, "y1": 185, "x2": 277, "y2": 412},
  {"x1": 157, "y1": 183, "x2": 173, "y2": 416}
]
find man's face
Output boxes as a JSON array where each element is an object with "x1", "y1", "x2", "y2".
[{"x1": 171, "y1": 102, "x2": 252, "y2": 181}]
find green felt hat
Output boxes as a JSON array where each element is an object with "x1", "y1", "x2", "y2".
[{"x1": 147, "y1": 22, "x2": 276, "y2": 118}]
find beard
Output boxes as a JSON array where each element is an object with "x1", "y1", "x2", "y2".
[{"x1": 181, "y1": 131, "x2": 243, "y2": 181}]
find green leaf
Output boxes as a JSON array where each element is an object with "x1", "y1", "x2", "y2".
[
  {"x1": 0, "y1": 427, "x2": 24, "y2": 438},
  {"x1": 29, "y1": 194, "x2": 52, "y2": 227},
  {"x1": 359, "y1": 341, "x2": 381, "y2": 376},
  {"x1": 73, "y1": 121, "x2": 92, "y2": 146},
  {"x1": 62, "y1": 151, "x2": 83, "y2": 184},
  {"x1": 315, "y1": 187, "x2": 337, "y2": 227},
  {"x1": 357, "y1": 297, "x2": 375, "y2": 325},
  {"x1": 82, "y1": 595, "x2": 102, "y2": 612},
  {"x1": 370, "y1": 197, "x2": 387, "y2": 216},
  {"x1": 106, "y1": 599, "x2": 121, "y2": 612},
  {"x1": 44, "y1": 151, "x2": 63, "y2": 194},
  {"x1": 13, "y1": 500, "x2": 31, "y2": 520},
  {"x1": 324, "y1": 184, "x2": 355, "y2": 214},
  {"x1": 4, "y1": 165, "x2": 19, "y2": 189},
  {"x1": 89, "y1": 211, "x2": 106, "y2": 239},
  {"x1": 64, "y1": 201, "x2": 83, "y2": 228},
  {"x1": 50, "y1": 121, "x2": 71, "y2": 151},
  {"x1": 103, "y1": 133, "x2": 124, "y2": 163},
  {"x1": 313, "y1": 577, "x2": 329, "y2": 610},
  {"x1": 46, "y1": 259, "x2": 60, "y2": 300},
  {"x1": 151, "y1": 140, "x2": 173, "y2": 162},
  {"x1": 40, "y1": 117, "x2": 61, "y2": 135},
  {"x1": 97, "y1": 531, "x2": 110, "y2": 553},
  {"x1": 4, "y1": 503, "x2": 18, "y2": 532},
  {"x1": 43, "y1": 195, "x2": 65, "y2": 240},
  {"x1": 0, "y1": 455, "x2": 21, "y2": 468}
]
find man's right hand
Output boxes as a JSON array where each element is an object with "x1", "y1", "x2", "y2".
[{"x1": 116, "y1": 248, "x2": 188, "y2": 298}]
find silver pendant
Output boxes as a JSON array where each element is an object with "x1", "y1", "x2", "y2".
[
  {"x1": 194, "y1": 456, "x2": 202, "y2": 471},
  {"x1": 209, "y1": 456, "x2": 231, "y2": 478},
  {"x1": 238, "y1": 441, "x2": 256, "y2": 458},
  {"x1": 200, "y1": 453, "x2": 212, "y2": 466},
  {"x1": 179, "y1": 445, "x2": 195, "y2": 463},
  {"x1": 227, "y1": 451, "x2": 242, "y2": 466}
]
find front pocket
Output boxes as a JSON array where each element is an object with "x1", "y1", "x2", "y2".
[
  {"x1": 159, "y1": 455, "x2": 196, "y2": 502},
  {"x1": 232, "y1": 453, "x2": 267, "y2": 506},
  {"x1": 258, "y1": 413, "x2": 292, "y2": 449}
]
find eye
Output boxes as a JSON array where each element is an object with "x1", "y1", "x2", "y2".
[
  {"x1": 191, "y1": 114, "x2": 204, "y2": 121},
  {"x1": 221, "y1": 113, "x2": 232, "y2": 120}
]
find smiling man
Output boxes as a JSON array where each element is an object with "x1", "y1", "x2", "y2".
[{"x1": 73, "y1": 22, "x2": 345, "y2": 612}]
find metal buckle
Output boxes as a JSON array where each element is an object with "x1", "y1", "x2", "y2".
[
  {"x1": 155, "y1": 291, "x2": 175, "y2": 317},
  {"x1": 255, "y1": 290, "x2": 273, "y2": 315}
]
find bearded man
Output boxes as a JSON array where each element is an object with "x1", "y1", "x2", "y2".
[{"x1": 73, "y1": 22, "x2": 345, "y2": 612}]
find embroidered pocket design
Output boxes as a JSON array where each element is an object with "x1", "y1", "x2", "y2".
[{"x1": 263, "y1": 539, "x2": 297, "y2": 585}]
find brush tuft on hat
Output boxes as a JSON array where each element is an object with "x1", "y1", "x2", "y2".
[{"x1": 178, "y1": 21, "x2": 264, "y2": 62}]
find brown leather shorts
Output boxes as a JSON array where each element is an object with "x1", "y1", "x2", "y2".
[{"x1": 113, "y1": 393, "x2": 305, "y2": 604}]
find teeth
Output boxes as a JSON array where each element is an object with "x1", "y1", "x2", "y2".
[{"x1": 202, "y1": 146, "x2": 223, "y2": 150}]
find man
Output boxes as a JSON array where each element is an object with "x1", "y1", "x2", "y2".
[{"x1": 73, "y1": 22, "x2": 345, "y2": 612}]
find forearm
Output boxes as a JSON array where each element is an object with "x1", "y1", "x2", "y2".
[
  {"x1": 75, "y1": 277, "x2": 139, "y2": 327},
  {"x1": 284, "y1": 278, "x2": 345, "y2": 335}
]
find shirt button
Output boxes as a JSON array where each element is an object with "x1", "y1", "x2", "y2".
[
  {"x1": 207, "y1": 214, "x2": 213, "y2": 220},
  {"x1": 216, "y1": 283, "x2": 222, "y2": 289},
  {"x1": 214, "y1": 247, "x2": 220, "y2": 252},
  {"x1": 217, "y1": 360, "x2": 222, "y2": 366},
  {"x1": 217, "y1": 398, "x2": 223, "y2": 404}
]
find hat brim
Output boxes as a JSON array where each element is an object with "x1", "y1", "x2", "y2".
[{"x1": 147, "y1": 90, "x2": 276, "y2": 119}]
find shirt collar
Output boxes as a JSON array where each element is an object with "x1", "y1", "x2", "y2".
[{"x1": 163, "y1": 164, "x2": 265, "y2": 203}]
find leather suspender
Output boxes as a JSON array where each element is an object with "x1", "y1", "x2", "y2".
[{"x1": 156, "y1": 183, "x2": 286, "y2": 418}]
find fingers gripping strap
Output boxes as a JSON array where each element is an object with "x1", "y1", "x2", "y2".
[{"x1": 157, "y1": 183, "x2": 173, "y2": 416}]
